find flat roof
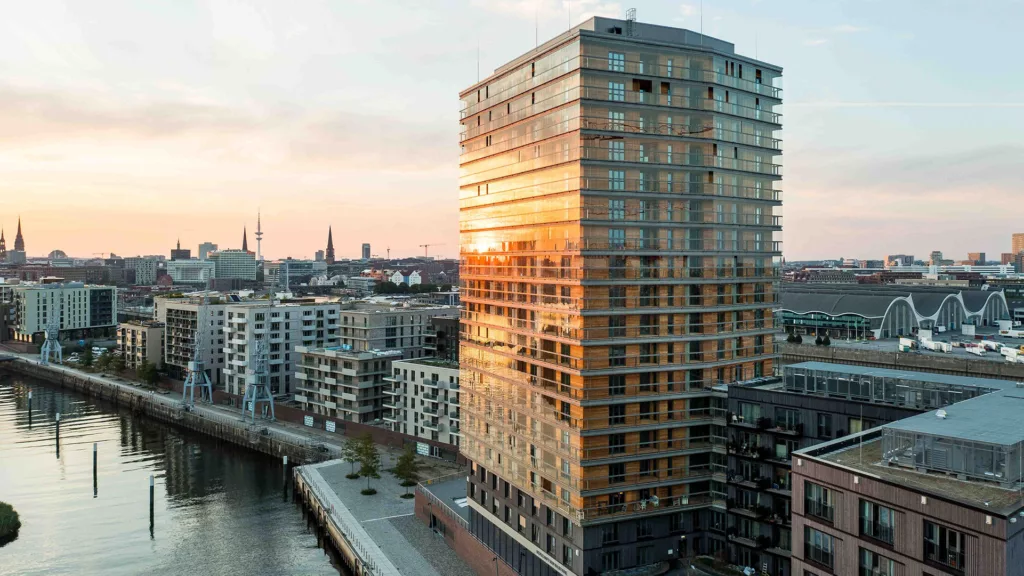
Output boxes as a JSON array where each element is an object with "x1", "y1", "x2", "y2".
[
  {"x1": 884, "y1": 389, "x2": 1024, "y2": 446},
  {"x1": 817, "y1": 437, "x2": 1024, "y2": 514},
  {"x1": 786, "y1": 361, "x2": 1021, "y2": 391},
  {"x1": 421, "y1": 477, "x2": 470, "y2": 522}
]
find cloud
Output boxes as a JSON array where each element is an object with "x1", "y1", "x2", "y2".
[
  {"x1": 804, "y1": 39, "x2": 827, "y2": 46},
  {"x1": 678, "y1": 4, "x2": 697, "y2": 18},
  {"x1": 832, "y1": 24, "x2": 867, "y2": 33}
]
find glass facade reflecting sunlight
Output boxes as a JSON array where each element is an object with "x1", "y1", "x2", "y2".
[{"x1": 459, "y1": 17, "x2": 782, "y2": 575}]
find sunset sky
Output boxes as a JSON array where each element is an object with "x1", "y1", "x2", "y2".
[{"x1": 1, "y1": 0, "x2": 1021, "y2": 261}]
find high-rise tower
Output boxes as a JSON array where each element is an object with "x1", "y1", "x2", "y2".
[
  {"x1": 458, "y1": 16, "x2": 782, "y2": 574},
  {"x1": 325, "y1": 227, "x2": 336, "y2": 264},
  {"x1": 14, "y1": 217, "x2": 24, "y2": 252},
  {"x1": 255, "y1": 210, "x2": 264, "y2": 261}
]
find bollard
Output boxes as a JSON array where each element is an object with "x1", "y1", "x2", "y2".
[
  {"x1": 27, "y1": 390, "x2": 33, "y2": 429},
  {"x1": 149, "y1": 475, "x2": 155, "y2": 537},
  {"x1": 93, "y1": 443, "x2": 98, "y2": 497},
  {"x1": 55, "y1": 412, "x2": 61, "y2": 458}
]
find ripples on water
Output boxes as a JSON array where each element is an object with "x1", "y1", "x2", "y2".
[{"x1": 0, "y1": 371, "x2": 339, "y2": 576}]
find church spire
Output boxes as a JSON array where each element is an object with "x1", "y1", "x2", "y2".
[
  {"x1": 325, "y1": 226, "x2": 335, "y2": 264},
  {"x1": 0, "y1": 228, "x2": 6, "y2": 260},
  {"x1": 14, "y1": 216, "x2": 24, "y2": 252},
  {"x1": 242, "y1": 226, "x2": 249, "y2": 252}
]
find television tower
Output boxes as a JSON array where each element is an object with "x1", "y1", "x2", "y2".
[
  {"x1": 182, "y1": 290, "x2": 214, "y2": 407},
  {"x1": 255, "y1": 210, "x2": 264, "y2": 262}
]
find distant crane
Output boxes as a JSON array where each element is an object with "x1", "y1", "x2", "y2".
[{"x1": 419, "y1": 243, "x2": 446, "y2": 258}]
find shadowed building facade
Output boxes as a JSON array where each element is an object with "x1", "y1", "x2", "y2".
[{"x1": 458, "y1": 16, "x2": 782, "y2": 575}]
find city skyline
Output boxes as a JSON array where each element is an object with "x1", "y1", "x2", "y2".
[{"x1": 1, "y1": 0, "x2": 1021, "y2": 259}]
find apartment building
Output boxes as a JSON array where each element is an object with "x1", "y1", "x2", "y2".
[
  {"x1": 166, "y1": 259, "x2": 215, "y2": 285},
  {"x1": 157, "y1": 295, "x2": 229, "y2": 385},
  {"x1": 294, "y1": 346, "x2": 402, "y2": 423},
  {"x1": 383, "y1": 357, "x2": 461, "y2": 448},
  {"x1": 337, "y1": 301, "x2": 458, "y2": 359},
  {"x1": 458, "y1": 16, "x2": 781, "y2": 575},
  {"x1": 116, "y1": 320, "x2": 164, "y2": 370},
  {"x1": 221, "y1": 301, "x2": 340, "y2": 396},
  {"x1": 724, "y1": 362, "x2": 1018, "y2": 576},
  {"x1": 8, "y1": 282, "x2": 116, "y2": 343},
  {"x1": 124, "y1": 256, "x2": 159, "y2": 285},
  {"x1": 209, "y1": 249, "x2": 257, "y2": 280},
  {"x1": 793, "y1": 390, "x2": 1024, "y2": 576}
]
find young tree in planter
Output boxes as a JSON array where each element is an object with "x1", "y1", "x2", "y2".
[
  {"x1": 814, "y1": 335, "x2": 823, "y2": 346},
  {"x1": 340, "y1": 440, "x2": 360, "y2": 479},
  {"x1": 392, "y1": 446, "x2": 422, "y2": 498},
  {"x1": 822, "y1": 334, "x2": 831, "y2": 346},
  {"x1": 794, "y1": 334, "x2": 803, "y2": 344},
  {"x1": 357, "y1": 434, "x2": 381, "y2": 494}
]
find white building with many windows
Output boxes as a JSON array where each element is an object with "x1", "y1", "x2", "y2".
[
  {"x1": 209, "y1": 249, "x2": 257, "y2": 280},
  {"x1": 295, "y1": 346, "x2": 402, "y2": 423},
  {"x1": 383, "y1": 358, "x2": 460, "y2": 448},
  {"x1": 166, "y1": 259, "x2": 215, "y2": 285},
  {"x1": 8, "y1": 282, "x2": 116, "y2": 343},
  {"x1": 221, "y1": 301, "x2": 340, "y2": 396}
]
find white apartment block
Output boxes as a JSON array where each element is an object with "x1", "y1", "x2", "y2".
[
  {"x1": 337, "y1": 301, "x2": 458, "y2": 359},
  {"x1": 9, "y1": 282, "x2": 116, "y2": 343},
  {"x1": 124, "y1": 256, "x2": 159, "y2": 285},
  {"x1": 157, "y1": 296, "x2": 229, "y2": 385},
  {"x1": 295, "y1": 346, "x2": 402, "y2": 423},
  {"x1": 209, "y1": 249, "x2": 257, "y2": 280},
  {"x1": 166, "y1": 259, "x2": 215, "y2": 285},
  {"x1": 221, "y1": 301, "x2": 340, "y2": 396},
  {"x1": 116, "y1": 320, "x2": 164, "y2": 370},
  {"x1": 383, "y1": 358, "x2": 461, "y2": 448}
]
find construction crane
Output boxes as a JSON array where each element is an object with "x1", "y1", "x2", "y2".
[{"x1": 419, "y1": 243, "x2": 446, "y2": 258}]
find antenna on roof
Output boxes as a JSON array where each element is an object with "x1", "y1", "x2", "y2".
[
  {"x1": 625, "y1": 8, "x2": 636, "y2": 37},
  {"x1": 700, "y1": 0, "x2": 704, "y2": 46}
]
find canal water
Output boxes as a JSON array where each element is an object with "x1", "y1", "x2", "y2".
[{"x1": 0, "y1": 370, "x2": 340, "y2": 575}]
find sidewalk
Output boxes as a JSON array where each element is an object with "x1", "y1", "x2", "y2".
[{"x1": 2, "y1": 349, "x2": 460, "y2": 476}]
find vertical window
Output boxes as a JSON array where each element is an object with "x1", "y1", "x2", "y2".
[
  {"x1": 860, "y1": 499, "x2": 895, "y2": 545},
  {"x1": 924, "y1": 520, "x2": 966, "y2": 571},
  {"x1": 609, "y1": 345, "x2": 627, "y2": 367},
  {"x1": 665, "y1": 58, "x2": 673, "y2": 76},
  {"x1": 608, "y1": 170, "x2": 625, "y2": 190},
  {"x1": 608, "y1": 81, "x2": 626, "y2": 101},
  {"x1": 608, "y1": 229, "x2": 626, "y2": 249},
  {"x1": 608, "y1": 463, "x2": 626, "y2": 483},
  {"x1": 804, "y1": 481, "x2": 834, "y2": 522},
  {"x1": 608, "y1": 52, "x2": 625, "y2": 72},
  {"x1": 859, "y1": 548, "x2": 896, "y2": 576},
  {"x1": 608, "y1": 199, "x2": 625, "y2": 220},
  {"x1": 804, "y1": 526, "x2": 834, "y2": 569},
  {"x1": 817, "y1": 413, "x2": 833, "y2": 438},
  {"x1": 608, "y1": 140, "x2": 625, "y2": 161},
  {"x1": 608, "y1": 110, "x2": 625, "y2": 131}
]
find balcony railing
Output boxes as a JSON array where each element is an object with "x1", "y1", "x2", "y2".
[{"x1": 579, "y1": 85, "x2": 782, "y2": 124}]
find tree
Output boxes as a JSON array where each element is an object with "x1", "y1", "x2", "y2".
[
  {"x1": 80, "y1": 347, "x2": 94, "y2": 367},
  {"x1": 392, "y1": 445, "x2": 422, "y2": 498},
  {"x1": 814, "y1": 335, "x2": 823, "y2": 346},
  {"x1": 111, "y1": 354, "x2": 126, "y2": 373},
  {"x1": 341, "y1": 440, "x2": 361, "y2": 478},
  {"x1": 95, "y1": 350, "x2": 112, "y2": 371},
  {"x1": 356, "y1": 433, "x2": 381, "y2": 494},
  {"x1": 786, "y1": 332, "x2": 796, "y2": 343},
  {"x1": 822, "y1": 334, "x2": 831, "y2": 346},
  {"x1": 137, "y1": 360, "x2": 158, "y2": 384},
  {"x1": 794, "y1": 334, "x2": 803, "y2": 344}
]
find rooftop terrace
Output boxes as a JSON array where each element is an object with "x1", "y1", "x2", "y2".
[{"x1": 815, "y1": 436, "x2": 1024, "y2": 515}]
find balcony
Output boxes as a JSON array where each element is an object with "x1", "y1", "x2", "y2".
[
  {"x1": 421, "y1": 378, "x2": 440, "y2": 388},
  {"x1": 382, "y1": 386, "x2": 403, "y2": 396},
  {"x1": 422, "y1": 419, "x2": 440, "y2": 431},
  {"x1": 422, "y1": 405, "x2": 440, "y2": 416}
]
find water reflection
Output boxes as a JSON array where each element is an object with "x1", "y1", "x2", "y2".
[{"x1": 0, "y1": 371, "x2": 339, "y2": 576}]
